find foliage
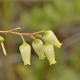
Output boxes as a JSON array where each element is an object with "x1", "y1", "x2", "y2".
[
  {"x1": 0, "y1": 0, "x2": 80, "y2": 80},
  {"x1": 21, "y1": 0, "x2": 80, "y2": 30}
]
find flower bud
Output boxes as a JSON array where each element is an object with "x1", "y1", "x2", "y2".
[
  {"x1": 0, "y1": 36, "x2": 4, "y2": 43},
  {"x1": 32, "y1": 39, "x2": 45, "y2": 60},
  {"x1": 43, "y1": 42, "x2": 56, "y2": 65},
  {"x1": 19, "y1": 42, "x2": 31, "y2": 65},
  {"x1": 43, "y1": 30, "x2": 62, "y2": 48}
]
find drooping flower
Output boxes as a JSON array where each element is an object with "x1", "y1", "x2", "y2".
[
  {"x1": 43, "y1": 42, "x2": 56, "y2": 65},
  {"x1": 43, "y1": 30, "x2": 62, "y2": 48},
  {"x1": 19, "y1": 42, "x2": 31, "y2": 65},
  {"x1": 32, "y1": 39, "x2": 45, "y2": 60}
]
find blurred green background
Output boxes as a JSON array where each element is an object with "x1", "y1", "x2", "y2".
[{"x1": 0, "y1": 0, "x2": 80, "y2": 80}]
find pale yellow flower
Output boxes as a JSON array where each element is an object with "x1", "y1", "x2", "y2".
[
  {"x1": 43, "y1": 30, "x2": 62, "y2": 48},
  {"x1": 43, "y1": 42, "x2": 56, "y2": 65},
  {"x1": 32, "y1": 39, "x2": 45, "y2": 60},
  {"x1": 19, "y1": 42, "x2": 31, "y2": 65}
]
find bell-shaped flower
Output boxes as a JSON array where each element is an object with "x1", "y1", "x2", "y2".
[
  {"x1": 43, "y1": 30, "x2": 62, "y2": 48},
  {"x1": 43, "y1": 42, "x2": 56, "y2": 65},
  {"x1": 32, "y1": 39, "x2": 45, "y2": 60},
  {"x1": 19, "y1": 42, "x2": 31, "y2": 65}
]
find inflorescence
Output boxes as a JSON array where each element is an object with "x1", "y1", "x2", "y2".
[{"x1": 0, "y1": 27, "x2": 62, "y2": 65}]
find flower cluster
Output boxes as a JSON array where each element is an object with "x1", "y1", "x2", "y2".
[
  {"x1": 19, "y1": 30, "x2": 62, "y2": 65},
  {"x1": 0, "y1": 28, "x2": 62, "y2": 65}
]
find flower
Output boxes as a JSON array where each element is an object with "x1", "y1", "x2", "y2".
[
  {"x1": 43, "y1": 30, "x2": 62, "y2": 48},
  {"x1": 0, "y1": 36, "x2": 4, "y2": 43},
  {"x1": 19, "y1": 42, "x2": 31, "y2": 65},
  {"x1": 43, "y1": 42, "x2": 56, "y2": 65},
  {"x1": 32, "y1": 39, "x2": 45, "y2": 59}
]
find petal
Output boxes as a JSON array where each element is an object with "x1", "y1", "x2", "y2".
[
  {"x1": 43, "y1": 30, "x2": 62, "y2": 48},
  {"x1": 19, "y1": 43, "x2": 31, "y2": 65},
  {"x1": 32, "y1": 39, "x2": 45, "y2": 59},
  {"x1": 43, "y1": 43, "x2": 56, "y2": 65}
]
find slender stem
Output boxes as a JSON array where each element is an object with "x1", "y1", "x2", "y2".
[
  {"x1": 0, "y1": 31, "x2": 8, "y2": 33},
  {"x1": 10, "y1": 32, "x2": 30, "y2": 36},
  {"x1": 36, "y1": 35, "x2": 46, "y2": 42},
  {"x1": 1, "y1": 42, "x2": 7, "y2": 56},
  {"x1": 0, "y1": 27, "x2": 45, "y2": 36},
  {"x1": 0, "y1": 30, "x2": 44, "y2": 36},
  {"x1": 30, "y1": 35, "x2": 36, "y2": 40},
  {"x1": 9, "y1": 27, "x2": 21, "y2": 32},
  {"x1": 33, "y1": 30, "x2": 45, "y2": 35},
  {"x1": 38, "y1": 30, "x2": 45, "y2": 33},
  {"x1": 20, "y1": 35, "x2": 25, "y2": 43},
  {"x1": 0, "y1": 30, "x2": 31, "y2": 35}
]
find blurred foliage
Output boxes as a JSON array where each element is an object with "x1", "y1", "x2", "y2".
[
  {"x1": 21, "y1": 0, "x2": 80, "y2": 30},
  {"x1": 0, "y1": 0, "x2": 80, "y2": 80},
  {"x1": 13, "y1": 47, "x2": 80, "y2": 80}
]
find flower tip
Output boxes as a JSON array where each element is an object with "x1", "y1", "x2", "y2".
[
  {"x1": 60, "y1": 43, "x2": 62, "y2": 45},
  {"x1": 39, "y1": 58, "x2": 43, "y2": 60},
  {"x1": 24, "y1": 63, "x2": 31, "y2": 66},
  {"x1": 28, "y1": 63, "x2": 31, "y2": 65},
  {"x1": 50, "y1": 61, "x2": 56, "y2": 65},
  {"x1": 39, "y1": 56, "x2": 45, "y2": 60},
  {"x1": 57, "y1": 43, "x2": 62, "y2": 48}
]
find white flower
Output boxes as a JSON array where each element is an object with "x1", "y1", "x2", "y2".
[
  {"x1": 43, "y1": 42, "x2": 56, "y2": 65},
  {"x1": 32, "y1": 39, "x2": 45, "y2": 60},
  {"x1": 43, "y1": 30, "x2": 62, "y2": 48},
  {"x1": 19, "y1": 42, "x2": 31, "y2": 65}
]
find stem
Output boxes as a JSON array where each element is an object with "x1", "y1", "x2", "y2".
[
  {"x1": 33, "y1": 30, "x2": 45, "y2": 34},
  {"x1": 0, "y1": 31, "x2": 8, "y2": 33},
  {"x1": 30, "y1": 35, "x2": 36, "y2": 40},
  {"x1": 0, "y1": 30, "x2": 43, "y2": 36},
  {"x1": 9, "y1": 27, "x2": 21, "y2": 32},
  {"x1": 36, "y1": 35, "x2": 46, "y2": 42},
  {"x1": 20, "y1": 35, "x2": 25, "y2": 43},
  {"x1": 1, "y1": 42, "x2": 7, "y2": 56},
  {"x1": 0, "y1": 28, "x2": 45, "y2": 37},
  {"x1": 0, "y1": 30, "x2": 30, "y2": 36}
]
